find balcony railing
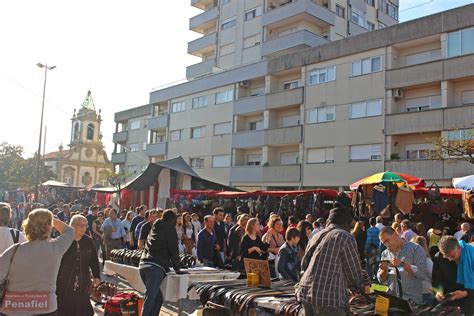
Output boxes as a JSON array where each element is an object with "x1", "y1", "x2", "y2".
[
  {"x1": 111, "y1": 152, "x2": 127, "y2": 164},
  {"x1": 145, "y1": 142, "x2": 167, "y2": 157},
  {"x1": 263, "y1": 0, "x2": 335, "y2": 27},
  {"x1": 112, "y1": 131, "x2": 128, "y2": 143},
  {"x1": 189, "y1": 6, "x2": 218, "y2": 32},
  {"x1": 234, "y1": 87, "x2": 304, "y2": 115},
  {"x1": 187, "y1": 32, "x2": 217, "y2": 55},
  {"x1": 385, "y1": 159, "x2": 473, "y2": 180},
  {"x1": 147, "y1": 115, "x2": 169, "y2": 130},
  {"x1": 262, "y1": 30, "x2": 329, "y2": 56},
  {"x1": 186, "y1": 58, "x2": 216, "y2": 79},
  {"x1": 230, "y1": 164, "x2": 301, "y2": 183},
  {"x1": 232, "y1": 125, "x2": 302, "y2": 148}
]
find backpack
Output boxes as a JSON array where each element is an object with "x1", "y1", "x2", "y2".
[
  {"x1": 9, "y1": 229, "x2": 19, "y2": 244},
  {"x1": 104, "y1": 292, "x2": 139, "y2": 316}
]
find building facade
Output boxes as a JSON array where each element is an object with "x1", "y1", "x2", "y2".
[
  {"x1": 113, "y1": 3, "x2": 473, "y2": 189},
  {"x1": 45, "y1": 91, "x2": 113, "y2": 187}
]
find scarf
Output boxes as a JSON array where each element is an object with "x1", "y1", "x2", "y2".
[{"x1": 457, "y1": 240, "x2": 474, "y2": 289}]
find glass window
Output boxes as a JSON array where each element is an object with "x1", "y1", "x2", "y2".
[
  {"x1": 129, "y1": 143, "x2": 139, "y2": 152},
  {"x1": 190, "y1": 158, "x2": 204, "y2": 168},
  {"x1": 362, "y1": 58, "x2": 371, "y2": 74},
  {"x1": 367, "y1": 21, "x2": 375, "y2": 31},
  {"x1": 130, "y1": 120, "x2": 140, "y2": 130},
  {"x1": 191, "y1": 127, "x2": 203, "y2": 139},
  {"x1": 309, "y1": 66, "x2": 336, "y2": 85},
  {"x1": 352, "y1": 56, "x2": 382, "y2": 76},
  {"x1": 250, "y1": 121, "x2": 263, "y2": 131},
  {"x1": 281, "y1": 115, "x2": 299, "y2": 127},
  {"x1": 212, "y1": 155, "x2": 230, "y2": 168},
  {"x1": 371, "y1": 56, "x2": 382, "y2": 71},
  {"x1": 366, "y1": 0, "x2": 374, "y2": 6},
  {"x1": 307, "y1": 148, "x2": 334, "y2": 163},
  {"x1": 283, "y1": 80, "x2": 299, "y2": 90},
  {"x1": 461, "y1": 27, "x2": 474, "y2": 55},
  {"x1": 245, "y1": 6, "x2": 262, "y2": 21},
  {"x1": 171, "y1": 101, "x2": 185, "y2": 113},
  {"x1": 170, "y1": 130, "x2": 182, "y2": 141},
  {"x1": 280, "y1": 152, "x2": 299, "y2": 165},
  {"x1": 247, "y1": 154, "x2": 262, "y2": 166},
  {"x1": 336, "y1": 5, "x2": 345, "y2": 18},
  {"x1": 350, "y1": 102, "x2": 366, "y2": 119},
  {"x1": 214, "y1": 122, "x2": 231, "y2": 135},
  {"x1": 350, "y1": 144, "x2": 382, "y2": 160},
  {"x1": 222, "y1": 17, "x2": 236, "y2": 30},
  {"x1": 386, "y1": 2, "x2": 398, "y2": 20},
  {"x1": 448, "y1": 31, "x2": 461, "y2": 57},
  {"x1": 215, "y1": 89, "x2": 234, "y2": 104},
  {"x1": 351, "y1": 60, "x2": 361, "y2": 76},
  {"x1": 366, "y1": 100, "x2": 382, "y2": 116},
  {"x1": 192, "y1": 96, "x2": 208, "y2": 109},
  {"x1": 307, "y1": 106, "x2": 336, "y2": 123}
]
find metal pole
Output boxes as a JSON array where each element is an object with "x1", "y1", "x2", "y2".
[{"x1": 35, "y1": 66, "x2": 48, "y2": 201}]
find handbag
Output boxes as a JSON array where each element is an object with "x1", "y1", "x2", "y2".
[{"x1": 0, "y1": 244, "x2": 20, "y2": 304}]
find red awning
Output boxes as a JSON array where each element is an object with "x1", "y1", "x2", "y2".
[
  {"x1": 170, "y1": 188, "x2": 340, "y2": 199},
  {"x1": 413, "y1": 187, "x2": 463, "y2": 199}
]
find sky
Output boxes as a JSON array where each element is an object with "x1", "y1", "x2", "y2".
[{"x1": 0, "y1": 0, "x2": 472, "y2": 157}]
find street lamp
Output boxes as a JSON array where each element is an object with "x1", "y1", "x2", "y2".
[{"x1": 35, "y1": 63, "x2": 56, "y2": 201}]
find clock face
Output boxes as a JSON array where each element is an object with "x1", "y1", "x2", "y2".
[{"x1": 85, "y1": 148, "x2": 93, "y2": 158}]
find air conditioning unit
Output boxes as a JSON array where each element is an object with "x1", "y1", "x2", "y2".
[
  {"x1": 393, "y1": 88, "x2": 403, "y2": 99},
  {"x1": 239, "y1": 80, "x2": 250, "y2": 88}
]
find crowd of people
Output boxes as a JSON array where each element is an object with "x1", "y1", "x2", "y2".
[{"x1": 0, "y1": 194, "x2": 473, "y2": 315}]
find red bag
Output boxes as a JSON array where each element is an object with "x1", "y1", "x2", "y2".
[{"x1": 104, "y1": 292, "x2": 139, "y2": 316}]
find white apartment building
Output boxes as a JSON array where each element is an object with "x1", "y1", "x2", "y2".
[{"x1": 113, "y1": 2, "x2": 473, "y2": 189}]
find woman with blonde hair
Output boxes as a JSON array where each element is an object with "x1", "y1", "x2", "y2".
[
  {"x1": 411, "y1": 235, "x2": 434, "y2": 304},
  {"x1": 240, "y1": 218, "x2": 271, "y2": 260},
  {"x1": 0, "y1": 208, "x2": 74, "y2": 315},
  {"x1": 182, "y1": 212, "x2": 195, "y2": 255},
  {"x1": 263, "y1": 216, "x2": 285, "y2": 258},
  {"x1": 392, "y1": 222, "x2": 402, "y2": 236}
]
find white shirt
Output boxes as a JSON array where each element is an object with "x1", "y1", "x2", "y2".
[
  {"x1": 0, "y1": 226, "x2": 26, "y2": 254},
  {"x1": 422, "y1": 257, "x2": 433, "y2": 294},
  {"x1": 454, "y1": 230, "x2": 465, "y2": 240},
  {"x1": 375, "y1": 223, "x2": 385, "y2": 230}
]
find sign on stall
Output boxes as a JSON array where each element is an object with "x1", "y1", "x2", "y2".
[{"x1": 243, "y1": 258, "x2": 271, "y2": 288}]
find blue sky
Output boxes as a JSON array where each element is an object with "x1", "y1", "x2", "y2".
[{"x1": 0, "y1": 0, "x2": 472, "y2": 157}]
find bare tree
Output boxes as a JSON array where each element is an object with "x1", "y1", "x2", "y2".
[{"x1": 430, "y1": 129, "x2": 474, "y2": 164}]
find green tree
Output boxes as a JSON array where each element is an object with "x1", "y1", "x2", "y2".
[{"x1": 0, "y1": 142, "x2": 56, "y2": 191}]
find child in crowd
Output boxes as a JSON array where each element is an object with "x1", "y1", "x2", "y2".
[{"x1": 277, "y1": 227, "x2": 301, "y2": 282}]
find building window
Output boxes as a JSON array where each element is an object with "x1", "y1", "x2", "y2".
[
  {"x1": 351, "y1": 56, "x2": 382, "y2": 76},
  {"x1": 245, "y1": 6, "x2": 262, "y2": 21},
  {"x1": 280, "y1": 115, "x2": 300, "y2": 127},
  {"x1": 212, "y1": 155, "x2": 230, "y2": 167},
  {"x1": 448, "y1": 128, "x2": 474, "y2": 141},
  {"x1": 378, "y1": 22, "x2": 386, "y2": 29},
  {"x1": 171, "y1": 101, "x2": 185, "y2": 113},
  {"x1": 309, "y1": 66, "x2": 336, "y2": 85},
  {"x1": 243, "y1": 35, "x2": 261, "y2": 48},
  {"x1": 283, "y1": 80, "x2": 299, "y2": 90},
  {"x1": 366, "y1": 0, "x2": 375, "y2": 6},
  {"x1": 192, "y1": 96, "x2": 208, "y2": 109},
  {"x1": 386, "y1": 1, "x2": 398, "y2": 20},
  {"x1": 351, "y1": 8, "x2": 365, "y2": 27},
  {"x1": 129, "y1": 143, "x2": 139, "y2": 152},
  {"x1": 307, "y1": 148, "x2": 334, "y2": 163},
  {"x1": 130, "y1": 120, "x2": 140, "y2": 130},
  {"x1": 247, "y1": 154, "x2": 261, "y2": 166},
  {"x1": 214, "y1": 122, "x2": 231, "y2": 135},
  {"x1": 191, "y1": 127, "x2": 204, "y2": 139},
  {"x1": 406, "y1": 143, "x2": 433, "y2": 160},
  {"x1": 249, "y1": 121, "x2": 263, "y2": 131},
  {"x1": 336, "y1": 5, "x2": 345, "y2": 18},
  {"x1": 215, "y1": 89, "x2": 234, "y2": 104},
  {"x1": 350, "y1": 144, "x2": 382, "y2": 161},
  {"x1": 307, "y1": 106, "x2": 336, "y2": 123},
  {"x1": 170, "y1": 130, "x2": 182, "y2": 141},
  {"x1": 190, "y1": 158, "x2": 205, "y2": 168},
  {"x1": 221, "y1": 0, "x2": 230, "y2": 4},
  {"x1": 222, "y1": 17, "x2": 236, "y2": 30},
  {"x1": 350, "y1": 99, "x2": 382, "y2": 118},
  {"x1": 367, "y1": 21, "x2": 375, "y2": 31},
  {"x1": 406, "y1": 95, "x2": 441, "y2": 112},
  {"x1": 280, "y1": 152, "x2": 299, "y2": 165},
  {"x1": 87, "y1": 123, "x2": 95, "y2": 140},
  {"x1": 447, "y1": 27, "x2": 474, "y2": 58}
]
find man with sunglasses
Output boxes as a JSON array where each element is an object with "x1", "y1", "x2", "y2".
[{"x1": 378, "y1": 226, "x2": 427, "y2": 304}]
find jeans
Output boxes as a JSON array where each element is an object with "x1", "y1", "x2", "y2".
[
  {"x1": 139, "y1": 265, "x2": 166, "y2": 316},
  {"x1": 202, "y1": 258, "x2": 215, "y2": 268},
  {"x1": 302, "y1": 301, "x2": 347, "y2": 316}
]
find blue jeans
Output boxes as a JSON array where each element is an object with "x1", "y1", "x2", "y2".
[{"x1": 139, "y1": 265, "x2": 166, "y2": 316}]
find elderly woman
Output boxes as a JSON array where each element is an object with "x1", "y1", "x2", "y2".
[
  {"x1": 56, "y1": 215, "x2": 100, "y2": 316},
  {"x1": 0, "y1": 208, "x2": 74, "y2": 316}
]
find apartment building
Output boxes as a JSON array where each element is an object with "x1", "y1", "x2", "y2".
[
  {"x1": 112, "y1": 3, "x2": 474, "y2": 189},
  {"x1": 187, "y1": 0, "x2": 398, "y2": 79}
]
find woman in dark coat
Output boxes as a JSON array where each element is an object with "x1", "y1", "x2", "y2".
[{"x1": 57, "y1": 215, "x2": 100, "y2": 316}]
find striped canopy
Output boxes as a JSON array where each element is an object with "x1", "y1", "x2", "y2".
[{"x1": 350, "y1": 172, "x2": 425, "y2": 190}]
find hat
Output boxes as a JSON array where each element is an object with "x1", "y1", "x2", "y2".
[{"x1": 327, "y1": 207, "x2": 352, "y2": 226}]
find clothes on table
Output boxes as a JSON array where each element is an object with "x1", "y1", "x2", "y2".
[
  {"x1": 396, "y1": 184, "x2": 414, "y2": 214},
  {"x1": 371, "y1": 185, "x2": 389, "y2": 215}
]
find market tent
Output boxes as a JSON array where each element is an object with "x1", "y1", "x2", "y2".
[
  {"x1": 350, "y1": 172, "x2": 425, "y2": 190},
  {"x1": 413, "y1": 187, "x2": 464, "y2": 199},
  {"x1": 453, "y1": 175, "x2": 474, "y2": 192},
  {"x1": 41, "y1": 180, "x2": 83, "y2": 189},
  {"x1": 170, "y1": 188, "x2": 340, "y2": 199}
]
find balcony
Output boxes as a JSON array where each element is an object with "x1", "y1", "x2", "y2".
[
  {"x1": 189, "y1": 7, "x2": 218, "y2": 33},
  {"x1": 186, "y1": 58, "x2": 216, "y2": 79},
  {"x1": 232, "y1": 125, "x2": 302, "y2": 148},
  {"x1": 263, "y1": 0, "x2": 335, "y2": 27},
  {"x1": 191, "y1": 0, "x2": 215, "y2": 10},
  {"x1": 112, "y1": 131, "x2": 128, "y2": 143},
  {"x1": 230, "y1": 164, "x2": 301, "y2": 183},
  {"x1": 187, "y1": 32, "x2": 217, "y2": 56},
  {"x1": 147, "y1": 115, "x2": 169, "y2": 130},
  {"x1": 385, "y1": 108, "x2": 443, "y2": 135},
  {"x1": 145, "y1": 142, "x2": 167, "y2": 157},
  {"x1": 385, "y1": 159, "x2": 473, "y2": 180},
  {"x1": 385, "y1": 105, "x2": 474, "y2": 135},
  {"x1": 262, "y1": 30, "x2": 329, "y2": 57},
  {"x1": 234, "y1": 87, "x2": 304, "y2": 115},
  {"x1": 349, "y1": 22, "x2": 368, "y2": 36},
  {"x1": 111, "y1": 152, "x2": 127, "y2": 164}
]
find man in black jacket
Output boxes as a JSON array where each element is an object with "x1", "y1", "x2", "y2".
[{"x1": 139, "y1": 210, "x2": 184, "y2": 316}]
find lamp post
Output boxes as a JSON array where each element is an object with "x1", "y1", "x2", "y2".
[{"x1": 35, "y1": 63, "x2": 56, "y2": 202}]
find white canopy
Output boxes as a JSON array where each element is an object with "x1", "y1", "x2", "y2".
[{"x1": 453, "y1": 175, "x2": 474, "y2": 191}]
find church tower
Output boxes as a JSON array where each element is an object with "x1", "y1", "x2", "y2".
[{"x1": 44, "y1": 91, "x2": 112, "y2": 187}]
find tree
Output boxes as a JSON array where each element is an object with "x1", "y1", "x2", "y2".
[
  {"x1": 0, "y1": 142, "x2": 55, "y2": 191},
  {"x1": 430, "y1": 129, "x2": 474, "y2": 165}
]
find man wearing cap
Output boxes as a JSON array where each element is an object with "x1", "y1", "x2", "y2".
[{"x1": 298, "y1": 207, "x2": 370, "y2": 315}]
